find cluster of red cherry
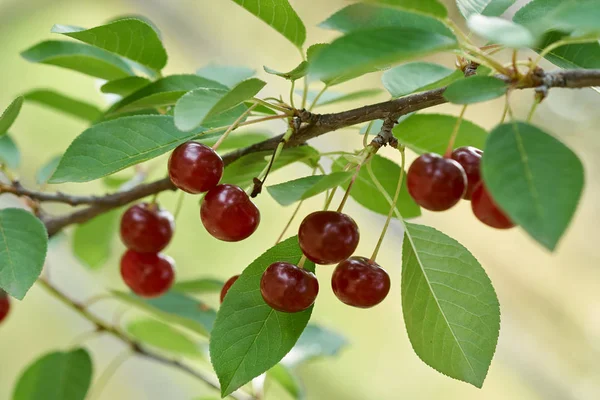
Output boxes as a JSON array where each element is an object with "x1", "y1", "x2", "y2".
[{"x1": 407, "y1": 147, "x2": 515, "y2": 229}]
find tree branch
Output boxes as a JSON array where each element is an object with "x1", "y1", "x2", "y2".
[{"x1": 4, "y1": 68, "x2": 597, "y2": 237}]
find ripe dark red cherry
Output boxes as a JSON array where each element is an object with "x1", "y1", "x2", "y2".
[
  {"x1": 332, "y1": 257, "x2": 391, "y2": 308},
  {"x1": 407, "y1": 153, "x2": 467, "y2": 211},
  {"x1": 120, "y1": 203, "x2": 174, "y2": 253},
  {"x1": 201, "y1": 184, "x2": 260, "y2": 242},
  {"x1": 0, "y1": 291, "x2": 10, "y2": 323},
  {"x1": 298, "y1": 211, "x2": 360, "y2": 265},
  {"x1": 260, "y1": 262, "x2": 319, "y2": 313},
  {"x1": 451, "y1": 146, "x2": 483, "y2": 200},
  {"x1": 471, "y1": 182, "x2": 515, "y2": 229},
  {"x1": 168, "y1": 141, "x2": 224, "y2": 194},
  {"x1": 220, "y1": 275, "x2": 240, "y2": 303},
  {"x1": 120, "y1": 250, "x2": 175, "y2": 298}
]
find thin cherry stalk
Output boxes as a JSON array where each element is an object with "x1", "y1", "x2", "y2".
[
  {"x1": 212, "y1": 103, "x2": 258, "y2": 151},
  {"x1": 444, "y1": 105, "x2": 467, "y2": 157}
]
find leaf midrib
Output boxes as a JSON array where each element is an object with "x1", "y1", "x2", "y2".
[{"x1": 0, "y1": 214, "x2": 17, "y2": 291}]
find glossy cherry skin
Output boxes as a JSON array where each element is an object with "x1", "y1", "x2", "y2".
[
  {"x1": 332, "y1": 256, "x2": 391, "y2": 308},
  {"x1": 451, "y1": 146, "x2": 483, "y2": 200},
  {"x1": 260, "y1": 262, "x2": 319, "y2": 313},
  {"x1": 220, "y1": 275, "x2": 240, "y2": 303},
  {"x1": 120, "y1": 203, "x2": 174, "y2": 253},
  {"x1": 298, "y1": 211, "x2": 360, "y2": 265},
  {"x1": 0, "y1": 291, "x2": 10, "y2": 323},
  {"x1": 120, "y1": 250, "x2": 175, "y2": 298},
  {"x1": 407, "y1": 153, "x2": 467, "y2": 211},
  {"x1": 201, "y1": 184, "x2": 260, "y2": 242},
  {"x1": 471, "y1": 182, "x2": 515, "y2": 229},
  {"x1": 168, "y1": 142, "x2": 224, "y2": 194}
]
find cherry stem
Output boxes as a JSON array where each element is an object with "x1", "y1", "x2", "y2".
[
  {"x1": 365, "y1": 161, "x2": 404, "y2": 222},
  {"x1": 212, "y1": 103, "x2": 258, "y2": 151},
  {"x1": 81, "y1": 293, "x2": 112, "y2": 309},
  {"x1": 289, "y1": 80, "x2": 296, "y2": 109},
  {"x1": 88, "y1": 349, "x2": 132, "y2": 400},
  {"x1": 527, "y1": 97, "x2": 541, "y2": 122},
  {"x1": 150, "y1": 193, "x2": 159, "y2": 206},
  {"x1": 500, "y1": 98, "x2": 509, "y2": 124},
  {"x1": 363, "y1": 120, "x2": 375, "y2": 148},
  {"x1": 173, "y1": 191, "x2": 186, "y2": 220},
  {"x1": 336, "y1": 164, "x2": 361, "y2": 213},
  {"x1": 308, "y1": 85, "x2": 329, "y2": 111},
  {"x1": 444, "y1": 105, "x2": 467, "y2": 158},
  {"x1": 302, "y1": 76, "x2": 309, "y2": 109},
  {"x1": 297, "y1": 254, "x2": 307, "y2": 269},
  {"x1": 251, "y1": 98, "x2": 292, "y2": 114},
  {"x1": 370, "y1": 147, "x2": 406, "y2": 262}
]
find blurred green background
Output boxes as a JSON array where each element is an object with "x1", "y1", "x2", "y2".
[{"x1": 1, "y1": 0, "x2": 599, "y2": 399}]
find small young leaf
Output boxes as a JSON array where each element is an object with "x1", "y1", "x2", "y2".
[
  {"x1": 382, "y1": 62, "x2": 457, "y2": 98},
  {"x1": 172, "y1": 278, "x2": 225, "y2": 294},
  {"x1": 282, "y1": 324, "x2": 348, "y2": 367},
  {"x1": 0, "y1": 208, "x2": 48, "y2": 300},
  {"x1": 264, "y1": 62, "x2": 308, "y2": 81},
  {"x1": 457, "y1": 0, "x2": 516, "y2": 19},
  {"x1": 197, "y1": 64, "x2": 255, "y2": 88},
  {"x1": 0, "y1": 97, "x2": 24, "y2": 136},
  {"x1": 23, "y1": 90, "x2": 102, "y2": 122},
  {"x1": 394, "y1": 113, "x2": 487, "y2": 155},
  {"x1": 36, "y1": 155, "x2": 62, "y2": 185},
  {"x1": 364, "y1": 0, "x2": 448, "y2": 17},
  {"x1": 443, "y1": 76, "x2": 507, "y2": 104},
  {"x1": 305, "y1": 89, "x2": 384, "y2": 108},
  {"x1": 468, "y1": 15, "x2": 535, "y2": 48},
  {"x1": 21, "y1": 40, "x2": 134, "y2": 80},
  {"x1": 52, "y1": 18, "x2": 168, "y2": 73},
  {"x1": 267, "y1": 364, "x2": 304, "y2": 400},
  {"x1": 482, "y1": 122, "x2": 584, "y2": 250},
  {"x1": 101, "y1": 77, "x2": 152, "y2": 97},
  {"x1": 309, "y1": 28, "x2": 457, "y2": 83},
  {"x1": 0, "y1": 134, "x2": 21, "y2": 169},
  {"x1": 332, "y1": 155, "x2": 421, "y2": 219},
  {"x1": 210, "y1": 236, "x2": 315, "y2": 397},
  {"x1": 13, "y1": 348, "x2": 92, "y2": 400},
  {"x1": 126, "y1": 318, "x2": 202, "y2": 357},
  {"x1": 113, "y1": 291, "x2": 217, "y2": 337},
  {"x1": 267, "y1": 172, "x2": 354, "y2": 206},
  {"x1": 402, "y1": 223, "x2": 500, "y2": 388},
  {"x1": 230, "y1": 0, "x2": 306, "y2": 48},
  {"x1": 73, "y1": 210, "x2": 118, "y2": 269}
]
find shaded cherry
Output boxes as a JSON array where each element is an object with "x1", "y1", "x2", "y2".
[
  {"x1": 120, "y1": 250, "x2": 175, "y2": 298},
  {"x1": 407, "y1": 153, "x2": 467, "y2": 211},
  {"x1": 120, "y1": 203, "x2": 174, "y2": 253},
  {"x1": 201, "y1": 184, "x2": 260, "y2": 242},
  {"x1": 332, "y1": 256, "x2": 391, "y2": 308},
  {"x1": 451, "y1": 146, "x2": 483, "y2": 200},
  {"x1": 0, "y1": 291, "x2": 10, "y2": 324},
  {"x1": 298, "y1": 211, "x2": 359, "y2": 265},
  {"x1": 220, "y1": 275, "x2": 240, "y2": 303},
  {"x1": 168, "y1": 141, "x2": 224, "y2": 194},
  {"x1": 260, "y1": 262, "x2": 318, "y2": 313},
  {"x1": 471, "y1": 182, "x2": 515, "y2": 229}
]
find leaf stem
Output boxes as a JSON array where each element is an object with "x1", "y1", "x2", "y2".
[
  {"x1": 88, "y1": 349, "x2": 132, "y2": 400},
  {"x1": 444, "y1": 105, "x2": 467, "y2": 157},
  {"x1": 308, "y1": 85, "x2": 329, "y2": 111},
  {"x1": 533, "y1": 36, "x2": 600, "y2": 69},
  {"x1": 289, "y1": 81, "x2": 296, "y2": 109},
  {"x1": 251, "y1": 98, "x2": 292, "y2": 114},
  {"x1": 302, "y1": 76, "x2": 309, "y2": 109},
  {"x1": 212, "y1": 104, "x2": 258, "y2": 151},
  {"x1": 527, "y1": 97, "x2": 541, "y2": 122},
  {"x1": 363, "y1": 120, "x2": 375, "y2": 148},
  {"x1": 173, "y1": 191, "x2": 186, "y2": 220},
  {"x1": 336, "y1": 164, "x2": 361, "y2": 213}
]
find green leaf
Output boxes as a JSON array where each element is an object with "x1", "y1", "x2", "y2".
[
  {"x1": 73, "y1": 210, "x2": 118, "y2": 269},
  {"x1": 13, "y1": 348, "x2": 92, "y2": 400},
  {"x1": 443, "y1": 76, "x2": 507, "y2": 104},
  {"x1": 174, "y1": 78, "x2": 265, "y2": 131},
  {"x1": 264, "y1": 62, "x2": 308, "y2": 81},
  {"x1": 36, "y1": 155, "x2": 62, "y2": 185},
  {"x1": 394, "y1": 114, "x2": 487, "y2": 154},
  {"x1": 0, "y1": 134, "x2": 21, "y2": 170},
  {"x1": 222, "y1": 146, "x2": 321, "y2": 188},
  {"x1": 267, "y1": 364, "x2": 304, "y2": 400},
  {"x1": 0, "y1": 208, "x2": 48, "y2": 300},
  {"x1": 21, "y1": 40, "x2": 134, "y2": 80},
  {"x1": 23, "y1": 90, "x2": 102, "y2": 122},
  {"x1": 468, "y1": 15, "x2": 535, "y2": 48},
  {"x1": 52, "y1": 18, "x2": 168, "y2": 73},
  {"x1": 101, "y1": 77, "x2": 152, "y2": 97},
  {"x1": 512, "y1": 0, "x2": 561, "y2": 27},
  {"x1": 197, "y1": 64, "x2": 255, "y2": 88},
  {"x1": 547, "y1": 0, "x2": 600, "y2": 35},
  {"x1": 309, "y1": 28, "x2": 457, "y2": 83},
  {"x1": 210, "y1": 236, "x2": 315, "y2": 397},
  {"x1": 319, "y1": 3, "x2": 454, "y2": 38},
  {"x1": 382, "y1": 62, "x2": 457, "y2": 98},
  {"x1": 402, "y1": 222, "x2": 500, "y2": 388},
  {"x1": 0, "y1": 97, "x2": 23, "y2": 136},
  {"x1": 534, "y1": 31, "x2": 600, "y2": 69},
  {"x1": 480, "y1": 0, "x2": 516, "y2": 16},
  {"x1": 126, "y1": 318, "x2": 202, "y2": 357},
  {"x1": 332, "y1": 155, "x2": 421, "y2": 219},
  {"x1": 172, "y1": 278, "x2": 225, "y2": 294},
  {"x1": 482, "y1": 122, "x2": 584, "y2": 250},
  {"x1": 49, "y1": 115, "x2": 216, "y2": 183},
  {"x1": 304, "y1": 89, "x2": 384, "y2": 107},
  {"x1": 365, "y1": 0, "x2": 448, "y2": 17},
  {"x1": 230, "y1": 0, "x2": 306, "y2": 48},
  {"x1": 457, "y1": 0, "x2": 516, "y2": 19},
  {"x1": 267, "y1": 172, "x2": 353, "y2": 206},
  {"x1": 113, "y1": 290, "x2": 217, "y2": 337},
  {"x1": 283, "y1": 324, "x2": 348, "y2": 367}
]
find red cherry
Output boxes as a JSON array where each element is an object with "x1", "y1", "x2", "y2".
[
  {"x1": 260, "y1": 262, "x2": 319, "y2": 313},
  {"x1": 332, "y1": 256, "x2": 390, "y2": 308},
  {"x1": 471, "y1": 182, "x2": 515, "y2": 229},
  {"x1": 120, "y1": 250, "x2": 175, "y2": 298},
  {"x1": 0, "y1": 291, "x2": 10, "y2": 323},
  {"x1": 120, "y1": 203, "x2": 174, "y2": 253},
  {"x1": 451, "y1": 146, "x2": 483, "y2": 200},
  {"x1": 298, "y1": 211, "x2": 359, "y2": 265},
  {"x1": 407, "y1": 153, "x2": 467, "y2": 211},
  {"x1": 168, "y1": 142, "x2": 224, "y2": 194},
  {"x1": 201, "y1": 184, "x2": 260, "y2": 242},
  {"x1": 220, "y1": 275, "x2": 240, "y2": 303}
]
